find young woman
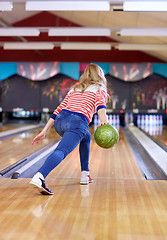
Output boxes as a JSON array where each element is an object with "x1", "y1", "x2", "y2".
[{"x1": 30, "y1": 64, "x2": 109, "y2": 195}]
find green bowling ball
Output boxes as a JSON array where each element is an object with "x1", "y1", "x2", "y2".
[{"x1": 94, "y1": 124, "x2": 119, "y2": 148}]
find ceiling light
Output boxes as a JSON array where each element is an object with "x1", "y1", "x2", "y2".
[
  {"x1": 26, "y1": 1, "x2": 110, "y2": 11},
  {"x1": 117, "y1": 43, "x2": 167, "y2": 51},
  {"x1": 119, "y1": 28, "x2": 167, "y2": 36},
  {"x1": 3, "y1": 42, "x2": 54, "y2": 50},
  {"x1": 61, "y1": 43, "x2": 111, "y2": 50},
  {"x1": 49, "y1": 27, "x2": 111, "y2": 36},
  {"x1": 0, "y1": 2, "x2": 13, "y2": 11},
  {"x1": 123, "y1": 0, "x2": 167, "y2": 11},
  {"x1": 0, "y1": 28, "x2": 40, "y2": 36}
]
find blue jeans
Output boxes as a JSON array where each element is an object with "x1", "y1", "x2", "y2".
[{"x1": 39, "y1": 110, "x2": 91, "y2": 178}]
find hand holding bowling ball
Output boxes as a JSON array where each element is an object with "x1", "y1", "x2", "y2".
[{"x1": 94, "y1": 124, "x2": 119, "y2": 148}]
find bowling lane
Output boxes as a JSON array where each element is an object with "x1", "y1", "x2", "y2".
[
  {"x1": 136, "y1": 114, "x2": 167, "y2": 150},
  {"x1": 0, "y1": 123, "x2": 23, "y2": 132},
  {"x1": 0, "y1": 178, "x2": 167, "y2": 240},
  {"x1": 0, "y1": 123, "x2": 144, "y2": 180},
  {"x1": 0, "y1": 129, "x2": 166, "y2": 240},
  {"x1": 150, "y1": 125, "x2": 167, "y2": 148},
  {"x1": 0, "y1": 127, "x2": 60, "y2": 171},
  {"x1": 141, "y1": 124, "x2": 167, "y2": 150},
  {"x1": 47, "y1": 126, "x2": 143, "y2": 180}
]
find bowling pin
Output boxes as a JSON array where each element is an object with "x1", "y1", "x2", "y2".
[
  {"x1": 116, "y1": 115, "x2": 120, "y2": 125},
  {"x1": 109, "y1": 115, "x2": 112, "y2": 125},
  {"x1": 98, "y1": 116, "x2": 100, "y2": 125},
  {"x1": 145, "y1": 115, "x2": 149, "y2": 126},
  {"x1": 113, "y1": 115, "x2": 116, "y2": 125},
  {"x1": 141, "y1": 115, "x2": 145, "y2": 129},
  {"x1": 137, "y1": 115, "x2": 141, "y2": 127},
  {"x1": 94, "y1": 115, "x2": 98, "y2": 125}
]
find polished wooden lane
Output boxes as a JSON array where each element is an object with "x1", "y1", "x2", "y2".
[
  {"x1": 0, "y1": 127, "x2": 166, "y2": 240},
  {"x1": 0, "y1": 127, "x2": 142, "y2": 179},
  {"x1": 0, "y1": 126, "x2": 59, "y2": 170},
  {"x1": 0, "y1": 178, "x2": 166, "y2": 240},
  {"x1": 48, "y1": 127, "x2": 143, "y2": 180},
  {"x1": 152, "y1": 125, "x2": 167, "y2": 147},
  {"x1": 0, "y1": 123, "x2": 21, "y2": 132}
]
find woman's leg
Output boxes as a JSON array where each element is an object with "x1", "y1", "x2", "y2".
[
  {"x1": 30, "y1": 131, "x2": 84, "y2": 195},
  {"x1": 30, "y1": 111, "x2": 88, "y2": 194},
  {"x1": 79, "y1": 130, "x2": 91, "y2": 172},
  {"x1": 39, "y1": 130, "x2": 84, "y2": 178},
  {"x1": 79, "y1": 130, "x2": 93, "y2": 184}
]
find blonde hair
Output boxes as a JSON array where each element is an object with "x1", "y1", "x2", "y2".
[{"x1": 72, "y1": 64, "x2": 107, "y2": 93}]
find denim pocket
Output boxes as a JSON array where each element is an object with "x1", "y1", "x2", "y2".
[{"x1": 54, "y1": 110, "x2": 88, "y2": 137}]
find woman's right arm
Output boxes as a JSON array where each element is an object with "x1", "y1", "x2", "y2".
[{"x1": 32, "y1": 118, "x2": 54, "y2": 145}]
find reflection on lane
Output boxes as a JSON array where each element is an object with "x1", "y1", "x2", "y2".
[
  {"x1": 141, "y1": 124, "x2": 167, "y2": 148},
  {"x1": 151, "y1": 126, "x2": 167, "y2": 147}
]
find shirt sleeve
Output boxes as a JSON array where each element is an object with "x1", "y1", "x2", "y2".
[
  {"x1": 50, "y1": 93, "x2": 70, "y2": 120},
  {"x1": 95, "y1": 89, "x2": 107, "y2": 112}
]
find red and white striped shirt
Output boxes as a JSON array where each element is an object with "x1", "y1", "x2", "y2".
[{"x1": 51, "y1": 85, "x2": 107, "y2": 123}]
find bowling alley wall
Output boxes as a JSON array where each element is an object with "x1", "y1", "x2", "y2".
[{"x1": 0, "y1": 62, "x2": 167, "y2": 118}]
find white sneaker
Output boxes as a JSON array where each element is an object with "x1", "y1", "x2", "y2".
[
  {"x1": 30, "y1": 172, "x2": 54, "y2": 195},
  {"x1": 80, "y1": 171, "x2": 93, "y2": 185}
]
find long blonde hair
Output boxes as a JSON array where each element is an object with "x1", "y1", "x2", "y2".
[{"x1": 72, "y1": 64, "x2": 107, "y2": 93}]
